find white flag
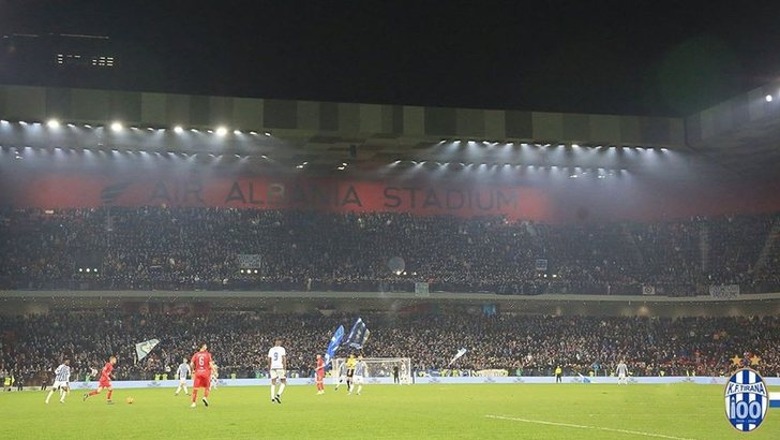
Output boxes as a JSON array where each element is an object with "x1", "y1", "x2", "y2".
[
  {"x1": 448, "y1": 348, "x2": 467, "y2": 366},
  {"x1": 135, "y1": 338, "x2": 160, "y2": 361}
]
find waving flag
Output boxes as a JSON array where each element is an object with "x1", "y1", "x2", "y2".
[
  {"x1": 448, "y1": 348, "x2": 467, "y2": 366},
  {"x1": 346, "y1": 318, "x2": 370, "y2": 350},
  {"x1": 324, "y1": 325, "x2": 345, "y2": 367},
  {"x1": 135, "y1": 338, "x2": 160, "y2": 361}
]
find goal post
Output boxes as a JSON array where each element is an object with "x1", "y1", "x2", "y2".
[{"x1": 331, "y1": 357, "x2": 412, "y2": 384}]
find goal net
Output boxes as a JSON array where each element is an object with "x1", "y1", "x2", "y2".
[{"x1": 331, "y1": 357, "x2": 412, "y2": 384}]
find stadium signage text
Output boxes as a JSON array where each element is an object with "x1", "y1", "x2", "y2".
[
  {"x1": 0, "y1": 172, "x2": 540, "y2": 219},
  {"x1": 224, "y1": 181, "x2": 363, "y2": 207},
  {"x1": 219, "y1": 180, "x2": 519, "y2": 212}
]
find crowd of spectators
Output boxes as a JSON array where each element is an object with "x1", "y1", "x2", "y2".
[
  {"x1": 1, "y1": 207, "x2": 779, "y2": 295},
  {"x1": 1, "y1": 310, "x2": 778, "y2": 384}
]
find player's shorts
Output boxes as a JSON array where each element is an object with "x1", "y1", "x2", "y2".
[
  {"x1": 270, "y1": 368, "x2": 286, "y2": 380},
  {"x1": 193, "y1": 373, "x2": 210, "y2": 388},
  {"x1": 353, "y1": 375, "x2": 364, "y2": 385},
  {"x1": 618, "y1": 373, "x2": 627, "y2": 380},
  {"x1": 52, "y1": 380, "x2": 69, "y2": 390},
  {"x1": 99, "y1": 379, "x2": 112, "y2": 389},
  {"x1": 179, "y1": 377, "x2": 187, "y2": 384}
]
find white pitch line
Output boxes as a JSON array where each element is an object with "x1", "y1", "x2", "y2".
[{"x1": 486, "y1": 414, "x2": 698, "y2": 440}]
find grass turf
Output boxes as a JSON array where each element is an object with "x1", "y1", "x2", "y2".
[{"x1": 1, "y1": 383, "x2": 777, "y2": 439}]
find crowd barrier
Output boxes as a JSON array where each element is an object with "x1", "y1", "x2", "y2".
[{"x1": 62, "y1": 376, "x2": 780, "y2": 389}]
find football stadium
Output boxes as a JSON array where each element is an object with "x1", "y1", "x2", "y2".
[{"x1": 3, "y1": 5, "x2": 780, "y2": 440}]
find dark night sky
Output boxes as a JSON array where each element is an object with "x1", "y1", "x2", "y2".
[{"x1": 1, "y1": 0, "x2": 779, "y2": 116}]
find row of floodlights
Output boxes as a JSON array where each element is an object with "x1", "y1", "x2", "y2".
[
  {"x1": 438, "y1": 140, "x2": 669, "y2": 151},
  {"x1": 0, "y1": 119, "x2": 272, "y2": 137},
  {"x1": 77, "y1": 268, "x2": 99, "y2": 273}
]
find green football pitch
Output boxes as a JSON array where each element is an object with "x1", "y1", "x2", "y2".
[{"x1": 2, "y1": 383, "x2": 778, "y2": 439}]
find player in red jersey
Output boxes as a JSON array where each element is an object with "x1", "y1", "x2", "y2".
[
  {"x1": 315, "y1": 354, "x2": 325, "y2": 395},
  {"x1": 83, "y1": 355, "x2": 117, "y2": 404},
  {"x1": 190, "y1": 343, "x2": 213, "y2": 408}
]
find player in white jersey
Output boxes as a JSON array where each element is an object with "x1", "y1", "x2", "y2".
[
  {"x1": 349, "y1": 356, "x2": 368, "y2": 395},
  {"x1": 268, "y1": 339, "x2": 287, "y2": 404},
  {"x1": 175, "y1": 358, "x2": 191, "y2": 396},
  {"x1": 400, "y1": 362, "x2": 409, "y2": 384},
  {"x1": 45, "y1": 359, "x2": 71, "y2": 404},
  {"x1": 334, "y1": 362, "x2": 347, "y2": 391},
  {"x1": 210, "y1": 363, "x2": 219, "y2": 389},
  {"x1": 616, "y1": 360, "x2": 629, "y2": 385}
]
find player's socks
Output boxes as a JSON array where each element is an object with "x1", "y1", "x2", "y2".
[
  {"x1": 106, "y1": 390, "x2": 113, "y2": 400},
  {"x1": 192, "y1": 389, "x2": 198, "y2": 403},
  {"x1": 270, "y1": 384, "x2": 276, "y2": 400},
  {"x1": 278, "y1": 382, "x2": 286, "y2": 396},
  {"x1": 45, "y1": 390, "x2": 54, "y2": 404},
  {"x1": 88, "y1": 390, "x2": 99, "y2": 396},
  {"x1": 357, "y1": 385, "x2": 362, "y2": 395}
]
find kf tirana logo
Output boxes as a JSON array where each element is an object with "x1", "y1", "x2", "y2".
[{"x1": 724, "y1": 368, "x2": 768, "y2": 432}]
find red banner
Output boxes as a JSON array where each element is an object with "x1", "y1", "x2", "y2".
[
  {"x1": 0, "y1": 172, "x2": 552, "y2": 220},
  {"x1": 3, "y1": 169, "x2": 780, "y2": 222}
]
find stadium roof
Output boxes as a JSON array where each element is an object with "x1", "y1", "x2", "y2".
[{"x1": 0, "y1": 81, "x2": 779, "y2": 180}]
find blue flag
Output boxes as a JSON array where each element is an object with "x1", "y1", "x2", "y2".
[
  {"x1": 324, "y1": 325, "x2": 345, "y2": 367},
  {"x1": 346, "y1": 318, "x2": 370, "y2": 350}
]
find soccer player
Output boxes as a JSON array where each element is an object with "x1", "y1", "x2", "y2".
[
  {"x1": 190, "y1": 343, "x2": 213, "y2": 408},
  {"x1": 175, "y1": 357, "x2": 191, "y2": 396},
  {"x1": 315, "y1": 354, "x2": 325, "y2": 395},
  {"x1": 83, "y1": 355, "x2": 116, "y2": 404},
  {"x1": 400, "y1": 362, "x2": 408, "y2": 384},
  {"x1": 350, "y1": 355, "x2": 368, "y2": 395},
  {"x1": 45, "y1": 359, "x2": 71, "y2": 404},
  {"x1": 616, "y1": 359, "x2": 629, "y2": 385},
  {"x1": 334, "y1": 361, "x2": 347, "y2": 391},
  {"x1": 210, "y1": 362, "x2": 219, "y2": 389},
  {"x1": 554, "y1": 365, "x2": 563, "y2": 383},
  {"x1": 268, "y1": 338, "x2": 287, "y2": 404},
  {"x1": 345, "y1": 353, "x2": 357, "y2": 394}
]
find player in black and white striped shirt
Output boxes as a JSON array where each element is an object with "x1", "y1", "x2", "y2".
[{"x1": 45, "y1": 359, "x2": 71, "y2": 404}]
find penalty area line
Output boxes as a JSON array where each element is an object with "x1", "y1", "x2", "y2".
[{"x1": 485, "y1": 415, "x2": 698, "y2": 440}]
